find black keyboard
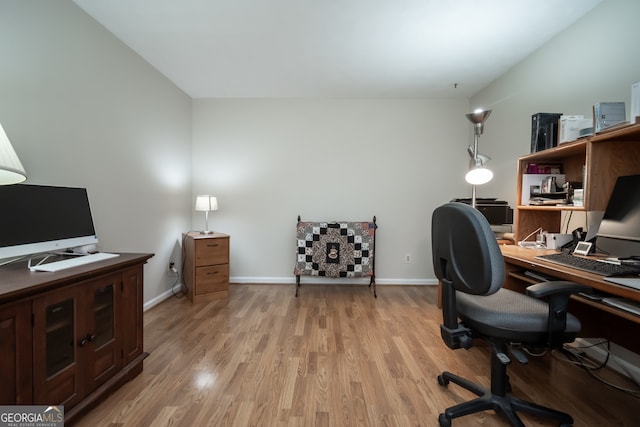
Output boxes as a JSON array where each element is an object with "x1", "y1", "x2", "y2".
[{"x1": 536, "y1": 252, "x2": 640, "y2": 276}]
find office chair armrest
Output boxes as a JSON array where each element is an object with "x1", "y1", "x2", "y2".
[
  {"x1": 526, "y1": 281, "x2": 591, "y2": 298},
  {"x1": 526, "y1": 281, "x2": 591, "y2": 348}
]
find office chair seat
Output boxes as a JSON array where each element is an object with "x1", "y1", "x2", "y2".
[
  {"x1": 431, "y1": 202, "x2": 589, "y2": 427},
  {"x1": 457, "y1": 288, "x2": 581, "y2": 343}
]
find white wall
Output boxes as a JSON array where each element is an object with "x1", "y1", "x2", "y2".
[
  {"x1": 5, "y1": 0, "x2": 636, "y2": 294},
  {"x1": 0, "y1": 1, "x2": 193, "y2": 304},
  {"x1": 471, "y1": 0, "x2": 640, "y2": 208},
  {"x1": 192, "y1": 98, "x2": 471, "y2": 284}
]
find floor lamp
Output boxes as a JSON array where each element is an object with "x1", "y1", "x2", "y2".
[{"x1": 465, "y1": 109, "x2": 493, "y2": 208}]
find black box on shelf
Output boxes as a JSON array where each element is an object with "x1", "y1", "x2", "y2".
[
  {"x1": 531, "y1": 113, "x2": 562, "y2": 153},
  {"x1": 452, "y1": 198, "x2": 513, "y2": 225}
]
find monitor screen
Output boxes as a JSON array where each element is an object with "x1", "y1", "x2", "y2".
[
  {"x1": 0, "y1": 184, "x2": 98, "y2": 260},
  {"x1": 596, "y1": 174, "x2": 640, "y2": 242}
]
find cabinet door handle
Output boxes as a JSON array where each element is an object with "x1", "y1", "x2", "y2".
[{"x1": 79, "y1": 333, "x2": 95, "y2": 347}]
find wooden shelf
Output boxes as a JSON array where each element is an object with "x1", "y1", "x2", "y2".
[
  {"x1": 514, "y1": 123, "x2": 640, "y2": 241},
  {"x1": 516, "y1": 205, "x2": 585, "y2": 211}
]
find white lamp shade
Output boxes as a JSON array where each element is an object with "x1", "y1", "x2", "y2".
[
  {"x1": 0, "y1": 123, "x2": 27, "y2": 185},
  {"x1": 465, "y1": 167, "x2": 494, "y2": 185},
  {"x1": 195, "y1": 195, "x2": 218, "y2": 211}
]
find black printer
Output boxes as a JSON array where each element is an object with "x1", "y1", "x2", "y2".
[{"x1": 451, "y1": 198, "x2": 513, "y2": 225}]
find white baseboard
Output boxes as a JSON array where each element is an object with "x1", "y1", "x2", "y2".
[
  {"x1": 143, "y1": 288, "x2": 175, "y2": 311},
  {"x1": 143, "y1": 279, "x2": 438, "y2": 311},
  {"x1": 230, "y1": 276, "x2": 438, "y2": 286}
]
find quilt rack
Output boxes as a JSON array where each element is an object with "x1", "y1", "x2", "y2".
[{"x1": 293, "y1": 215, "x2": 377, "y2": 297}]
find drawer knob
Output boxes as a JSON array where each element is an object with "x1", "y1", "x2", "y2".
[
  {"x1": 207, "y1": 271, "x2": 218, "y2": 275},
  {"x1": 207, "y1": 244, "x2": 219, "y2": 247}
]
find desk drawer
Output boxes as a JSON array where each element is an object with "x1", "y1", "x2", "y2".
[
  {"x1": 195, "y1": 238, "x2": 229, "y2": 266},
  {"x1": 195, "y1": 265, "x2": 229, "y2": 294}
]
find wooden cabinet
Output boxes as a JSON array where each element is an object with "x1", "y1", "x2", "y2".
[
  {"x1": 183, "y1": 232, "x2": 230, "y2": 303},
  {"x1": 515, "y1": 122, "x2": 640, "y2": 241},
  {"x1": 0, "y1": 300, "x2": 33, "y2": 404},
  {"x1": 0, "y1": 253, "x2": 151, "y2": 424}
]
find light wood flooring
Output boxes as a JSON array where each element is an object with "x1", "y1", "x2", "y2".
[{"x1": 75, "y1": 284, "x2": 639, "y2": 426}]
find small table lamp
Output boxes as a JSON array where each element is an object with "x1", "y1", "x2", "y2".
[
  {"x1": 195, "y1": 195, "x2": 218, "y2": 234},
  {"x1": 0, "y1": 123, "x2": 27, "y2": 185}
]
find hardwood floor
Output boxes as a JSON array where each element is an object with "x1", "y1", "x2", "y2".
[{"x1": 75, "y1": 284, "x2": 639, "y2": 426}]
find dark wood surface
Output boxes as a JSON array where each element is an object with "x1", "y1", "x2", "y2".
[
  {"x1": 0, "y1": 253, "x2": 154, "y2": 304},
  {"x1": 0, "y1": 252, "x2": 152, "y2": 423}
]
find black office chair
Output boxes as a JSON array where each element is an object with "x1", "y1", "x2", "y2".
[{"x1": 431, "y1": 202, "x2": 590, "y2": 427}]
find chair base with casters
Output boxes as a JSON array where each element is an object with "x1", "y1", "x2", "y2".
[
  {"x1": 436, "y1": 339, "x2": 574, "y2": 427},
  {"x1": 431, "y1": 202, "x2": 590, "y2": 427}
]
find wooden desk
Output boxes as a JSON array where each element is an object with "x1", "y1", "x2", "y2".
[{"x1": 500, "y1": 245, "x2": 640, "y2": 353}]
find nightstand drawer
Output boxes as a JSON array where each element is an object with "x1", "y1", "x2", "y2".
[
  {"x1": 195, "y1": 238, "x2": 229, "y2": 266},
  {"x1": 195, "y1": 265, "x2": 229, "y2": 294}
]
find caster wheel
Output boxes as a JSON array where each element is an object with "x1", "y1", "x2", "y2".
[
  {"x1": 438, "y1": 413, "x2": 451, "y2": 427},
  {"x1": 437, "y1": 374, "x2": 449, "y2": 387}
]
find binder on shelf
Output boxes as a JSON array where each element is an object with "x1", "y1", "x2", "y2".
[{"x1": 525, "y1": 163, "x2": 563, "y2": 174}]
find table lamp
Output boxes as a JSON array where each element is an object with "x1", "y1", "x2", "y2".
[{"x1": 195, "y1": 195, "x2": 218, "y2": 234}]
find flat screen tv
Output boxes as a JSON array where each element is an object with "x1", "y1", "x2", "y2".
[
  {"x1": 0, "y1": 184, "x2": 98, "y2": 260},
  {"x1": 596, "y1": 174, "x2": 640, "y2": 242}
]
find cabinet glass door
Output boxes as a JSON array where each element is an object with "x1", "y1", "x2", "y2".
[
  {"x1": 34, "y1": 287, "x2": 81, "y2": 407},
  {"x1": 93, "y1": 284, "x2": 114, "y2": 348},
  {"x1": 85, "y1": 274, "x2": 121, "y2": 392},
  {"x1": 45, "y1": 298, "x2": 75, "y2": 377}
]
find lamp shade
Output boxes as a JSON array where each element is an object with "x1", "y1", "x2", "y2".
[
  {"x1": 0, "y1": 123, "x2": 27, "y2": 185},
  {"x1": 195, "y1": 195, "x2": 218, "y2": 212},
  {"x1": 465, "y1": 167, "x2": 494, "y2": 185}
]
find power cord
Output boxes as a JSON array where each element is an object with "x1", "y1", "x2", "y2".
[
  {"x1": 170, "y1": 266, "x2": 186, "y2": 298},
  {"x1": 556, "y1": 340, "x2": 640, "y2": 397}
]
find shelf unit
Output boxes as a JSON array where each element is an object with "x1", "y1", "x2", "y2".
[{"x1": 515, "y1": 121, "x2": 640, "y2": 241}]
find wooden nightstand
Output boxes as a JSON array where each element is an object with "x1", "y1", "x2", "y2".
[{"x1": 182, "y1": 232, "x2": 230, "y2": 303}]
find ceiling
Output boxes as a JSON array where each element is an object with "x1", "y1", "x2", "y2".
[{"x1": 72, "y1": 0, "x2": 602, "y2": 99}]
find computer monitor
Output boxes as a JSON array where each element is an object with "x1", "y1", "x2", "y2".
[
  {"x1": 596, "y1": 174, "x2": 640, "y2": 257},
  {"x1": 0, "y1": 184, "x2": 98, "y2": 261}
]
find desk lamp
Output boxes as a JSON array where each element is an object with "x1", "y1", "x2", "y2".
[
  {"x1": 195, "y1": 195, "x2": 218, "y2": 234},
  {"x1": 465, "y1": 109, "x2": 493, "y2": 207},
  {"x1": 0, "y1": 123, "x2": 27, "y2": 185}
]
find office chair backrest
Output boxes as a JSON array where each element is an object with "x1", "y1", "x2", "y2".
[{"x1": 432, "y1": 202, "x2": 505, "y2": 296}]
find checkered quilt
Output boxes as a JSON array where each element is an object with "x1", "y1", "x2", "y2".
[{"x1": 294, "y1": 220, "x2": 376, "y2": 278}]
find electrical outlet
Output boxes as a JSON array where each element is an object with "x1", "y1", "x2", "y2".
[
  {"x1": 168, "y1": 261, "x2": 177, "y2": 277},
  {"x1": 405, "y1": 254, "x2": 412, "y2": 263}
]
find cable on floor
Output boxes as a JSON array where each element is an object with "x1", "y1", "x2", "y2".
[{"x1": 554, "y1": 340, "x2": 640, "y2": 397}]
